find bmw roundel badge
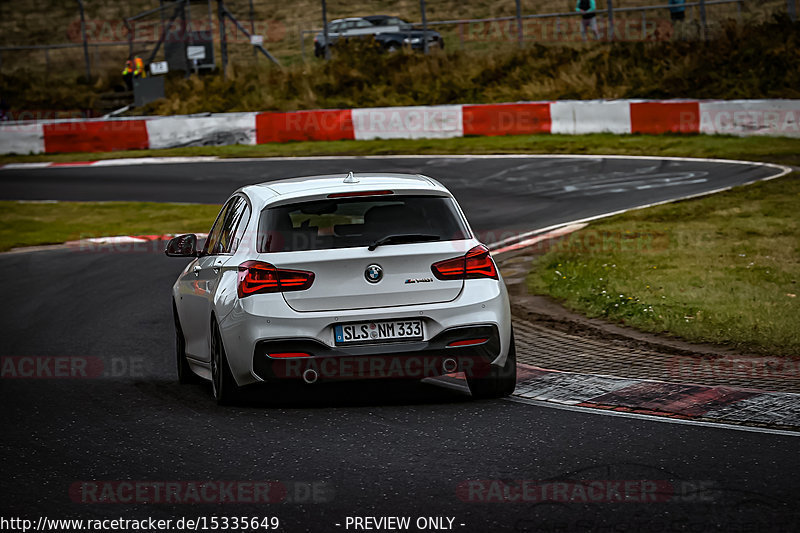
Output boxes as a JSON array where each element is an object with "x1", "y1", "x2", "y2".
[{"x1": 365, "y1": 264, "x2": 383, "y2": 284}]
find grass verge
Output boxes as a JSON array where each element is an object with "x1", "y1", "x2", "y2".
[
  {"x1": 0, "y1": 201, "x2": 220, "y2": 252},
  {"x1": 526, "y1": 173, "x2": 800, "y2": 356},
  {"x1": 2, "y1": 133, "x2": 800, "y2": 167}
]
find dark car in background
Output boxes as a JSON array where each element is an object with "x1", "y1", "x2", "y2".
[{"x1": 314, "y1": 16, "x2": 444, "y2": 57}]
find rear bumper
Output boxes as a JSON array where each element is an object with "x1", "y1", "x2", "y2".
[
  {"x1": 218, "y1": 279, "x2": 511, "y2": 387},
  {"x1": 253, "y1": 324, "x2": 499, "y2": 382}
]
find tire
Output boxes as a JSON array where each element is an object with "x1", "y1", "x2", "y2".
[
  {"x1": 210, "y1": 320, "x2": 238, "y2": 405},
  {"x1": 466, "y1": 329, "x2": 517, "y2": 399},
  {"x1": 386, "y1": 42, "x2": 401, "y2": 53},
  {"x1": 174, "y1": 305, "x2": 200, "y2": 384}
]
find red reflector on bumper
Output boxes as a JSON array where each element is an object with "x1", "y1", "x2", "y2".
[
  {"x1": 447, "y1": 338, "x2": 488, "y2": 347},
  {"x1": 269, "y1": 352, "x2": 311, "y2": 359}
]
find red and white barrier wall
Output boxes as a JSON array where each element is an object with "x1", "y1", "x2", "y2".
[{"x1": 1, "y1": 99, "x2": 798, "y2": 155}]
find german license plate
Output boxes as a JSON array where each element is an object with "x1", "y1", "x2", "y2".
[{"x1": 334, "y1": 320, "x2": 423, "y2": 345}]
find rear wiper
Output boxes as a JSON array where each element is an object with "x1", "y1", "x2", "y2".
[{"x1": 368, "y1": 234, "x2": 440, "y2": 251}]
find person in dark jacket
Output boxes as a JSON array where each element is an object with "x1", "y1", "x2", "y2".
[
  {"x1": 669, "y1": 0, "x2": 686, "y2": 22},
  {"x1": 576, "y1": 0, "x2": 601, "y2": 41},
  {"x1": 121, "y1": 59, "x2": 134, "y2": 91},
  {"x1": 669, "y1": 0, "x2": 687, "y2": 40},
  {"x1": 0, "y1": 93, "x2": 9, "y2": 121}
]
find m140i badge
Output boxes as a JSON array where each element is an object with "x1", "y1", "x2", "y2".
[
  {"x1": 405, "y1": 278, "x2": 433, "y2": 284},
  {"x1": 365, "y1": 264, "x2": 383, "y2": 283}
]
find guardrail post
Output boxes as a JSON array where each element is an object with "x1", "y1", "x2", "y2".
[
  {"x1": 699, "y1": 0, "x2": 708, "y2": 40},
  {"x1": 249, "y1": 0, "x2": 256, "y2": 56},
  {"x1": 207, "y1": 0, "x2": 214, "y2": 40},
  {"x1": 789, "y1": 0, "x2": 798, "y2": 22},
  {"x1": 321, "y1": 0, "x2": 330, "y2": 59},
  {"x1": 76, "y1": 0, "x2": 92, "y2": 81},
  {"x1": 185, "y1": 0, "x2": 192, "y2": 46},
  {"x1": 160, "y1": 0, "x2": 167, "y2": 32},
  {"x1": 607, "y1": 0, "x2": 615, "y2": 41},
  {"x1": 185, "y1": 0, "x2": 193, "y2": 77},
  {"x1": 420, "y1": 0, "x2": 429, "y2": 54},
  {"x1": 641, "y1": 9, "x2": 646, "y2": 41},
  {"x1": 217, "y1": 0, "x2": 228, "y2": 76},
  {"x1": 515, "y1": 0, "x2": 523, "y2": 47}
]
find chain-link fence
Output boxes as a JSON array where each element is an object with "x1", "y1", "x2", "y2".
[
  {"x1": 0, "y1": 1, "x2": 278, "y2": 81},
  {"x1": 0, "y1": 0, "x2": 796, "y2": 118},
  {"x1": 302, "y1": 0, "x2": 794, "y2": 59},
  {"x1": 1, "y1": 0, "x2": 795, "y2": 77}
]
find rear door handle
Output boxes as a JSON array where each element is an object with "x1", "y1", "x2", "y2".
[{"x1": 212, "y1": 261, "x2": 223, "y2": 274}]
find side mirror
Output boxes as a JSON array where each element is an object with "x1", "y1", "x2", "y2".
[{"x1": 165, "y1": 234, "x2": 198, "y2": 257}]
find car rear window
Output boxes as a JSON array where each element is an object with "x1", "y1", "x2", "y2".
[{"x1": 257, "y1": 195, "x2": 470, "y2": 253}]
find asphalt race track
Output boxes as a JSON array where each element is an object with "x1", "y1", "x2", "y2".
[
  {"x1": 1, "y1": 156, "x2": 798, "y2": 532},
  {"x1": 0, "y1": 155, "x2": 783, "y2": 234}
]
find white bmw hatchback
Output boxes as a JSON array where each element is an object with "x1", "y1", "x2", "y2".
[{"x1": 166, "y1": 172, "x2": 516, "y2": 404}]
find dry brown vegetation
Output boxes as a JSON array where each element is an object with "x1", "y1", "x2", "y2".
[{"x1": 144, "y1": 14, "x2": 800, "y2": 114}]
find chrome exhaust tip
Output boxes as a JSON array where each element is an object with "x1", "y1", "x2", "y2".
[
  {"x1": 302, "y1": 369, "x2": 318, "y2": 384},
  {"x1": 442, "y1": 358, "x2": 458, "y2": 374}
]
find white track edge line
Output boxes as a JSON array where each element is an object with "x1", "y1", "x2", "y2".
[
  {"x1": 506, "y1": 396, "x2": 800, "y2": 437},
  {"x1": 1, "y1": 152, "x2": 794, "y2": 169},
  {"x1": 427, "y1": 375, "x2": 800, "y2": 436},
  {"x1": 488, "y1": 161, "x2": 792, "y2": 249},
  {"x1": 1, "y1": 157, "x2": 791, "y2": 258},
  {"x1": 514, "y1": 363, "x2": 797, "y2": 396}
]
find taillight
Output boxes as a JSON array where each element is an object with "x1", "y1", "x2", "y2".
[
  {"x1": 464, "y1": 244, "x2": 498, "y2": 279},
  {"x1": 431, "y1": 245, "x2": 498, "y2": 280},
  {"x1": 237, "y1": 260, "x2": 315, "y2": 298}
]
